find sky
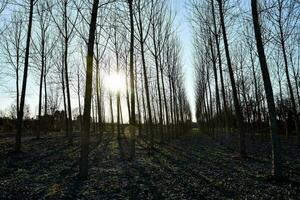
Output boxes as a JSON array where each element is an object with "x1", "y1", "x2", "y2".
[
  {"x1": 171, "y1": 0, "x2": 196, "y2": 121},
  {"x1": 0, "y1": 0, "x2": 196, "y2": 121}
]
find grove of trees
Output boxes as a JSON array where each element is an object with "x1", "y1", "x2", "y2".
[
  {"x1": 0, "y1": 0, "x2": 299, "y2": 188},
  {"x1": 192, "y1": 0, "x2": 300, "y2": 179},
  {"x1": 0, "y1": 0, "x2": 191, "y2": 179}
]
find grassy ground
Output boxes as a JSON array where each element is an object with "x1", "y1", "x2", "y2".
[{"x1": 0, "y1": 129, "x2": 299, "y2": 199}]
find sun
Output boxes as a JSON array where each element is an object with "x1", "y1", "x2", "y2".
[{"x1": 104, "y1": 72, "x2": 126, "y2": 93}]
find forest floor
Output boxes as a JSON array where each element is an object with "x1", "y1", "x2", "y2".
[{"x1": 0, "y1": 129, "x2": 300, "y2": 200}]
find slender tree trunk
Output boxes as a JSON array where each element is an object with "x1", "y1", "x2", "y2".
[
  {"x1": 44, "y1": 71, "x2": 47, "y2": 134},
  {"x1": 125, "y1": 63, "x2": 131, "y2": 121},
  {"x1": 209, "y1": 36, "x2": 221, "y2": 134},
  {"x1": 62, "y1": 64, "x2": 68, "y2": 135},
  {"x1": 279, "y1": 29, "x2": 300, "y2": 144},
  {"x1": 211, "y1": 0, "x2": 228, "y2": 133},
  {"x1": 160, "y1": 60, "x2": 170, "y2": 141},
  {"x1": 217, "y1": 0, "x2": 246, "y2": 157},
  {"x1": 251, "y1": 0, "x2": 283, "y2": 179},
  {"x1": 16, "y1": 67, "x2": 19, "y2": 116},
  {"x1": 291, "y1": 57, "x2": 300, "y2": 110},
  {"x1": 128, "y1": 0, "x2": 136, "y2": 158},
  {"x1": 152, "y1": 24, "x2": 164, "y2": 142},
  {"x1": 168, "y1": 74, "x2": 174, "y2": 138},
  {"x1": 64, "y1": 1, "x2": 72, "y2": 144},
  {"x1": 141, "y1": 73, "x2": 147, "y2": 132},
  {"x1": 96, "y1": 59, "x2": 102, "y2": 139},
  {"x1": 139, "y1": 34, "x2": 154, "y2": 149},
  {"x1": 135, "y1": 63, "x2": 142, "y2": 136},
  {"x1": 109, "y1": 91, "x2": 114, "y2": 134},
  {"x1": 108, "y1": 64, "x2": 114, "y2": 133},
  {"x1": 38, "y1": 54, "x2": 44, "y2": 139},
  {"x1": 114, "y1": 32, "x2": 121, "y2": 138},
  {"x1": 15, "y1": 0, "x2": 34, "y2": 152},
  {"x1": 77, "y1": 64, "x2": 83, "y2": 131},
  {"x1": 79, "y1": 0, "x2": 99, "y2": 179},
  {"x1": 250, "y1": 50, "x2": 261, "y2": 125}
]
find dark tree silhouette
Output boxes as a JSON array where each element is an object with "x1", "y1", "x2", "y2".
[{"x1": 251, "y1": 0, "x2": 283, "y2": 179}]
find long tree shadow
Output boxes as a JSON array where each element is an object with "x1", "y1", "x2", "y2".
[
  {"x1": 116, "y1": 134, "x2": 163, "y2": 199},
  {"x1": 55, "y1": 133, "x2": 114, "y2": 199}
]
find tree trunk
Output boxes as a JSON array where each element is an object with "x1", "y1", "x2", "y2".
[
  {"x1": 64, "y1": 1, "x2": 73, "y2": 144},
  {"x1": 77, "y1": 64, "x2": 83, "y2": 131},
  {"x1": 79, "y1": 0, "x2": 99, "y2": 179},
  {"x1": 38, "y1": 53, "x2": 44, "y2": 139},
  {"x1": 211, "y1": 0, "x2": 228, "y2": 133},
  {"x1": 109, "y1": 91, "x2": 114, "y2": 134},
  {"x1": 209, "y1": 36, "x2": 221, "y2": 133},
  {"x1": 251, "y1": 0, "x2": 283, "y2": 179},
  {"x1": 128, "y1": 0, "x2": 136, "y2": 159},
  {"x1": 62, "y1": 63, "x2": 68, "y2": 135},
  {"x1": 139, "y1": 27, "x2": 154, "y2": 149},
  {"x1": 95, "y1": 58, "x2": 102, "y2": 139},
  {"x1": 152, "y1": 24, "x2": 164, "y2": 142},
  {"x1": 15, "y1": 0, "x2": 34, "y2": 152},
  {"x1": 217, "y1": 0, "x2": 246, "y2": 157},
  {"x1": 44, "y1": 71, "x2": 47, "y2": 134}
]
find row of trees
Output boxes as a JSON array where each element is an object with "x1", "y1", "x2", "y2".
[
  {"x1": 0, "y1": 0, "x2": 191, "y2": 179},
  {"x1": 192, "y1": 0, "x2": 300, "y2": 179}
]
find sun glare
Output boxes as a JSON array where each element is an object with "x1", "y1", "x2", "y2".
[{"x1": 104, "y1": 72, "x2": 126, "y2": 93}]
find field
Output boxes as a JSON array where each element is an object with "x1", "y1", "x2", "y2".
[{"x1": 0, "y1": 129, "x2": 300, "y2": 199}]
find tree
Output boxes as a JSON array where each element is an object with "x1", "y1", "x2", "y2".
[
  {"x1": 251, "y1": 0, "x2": 283, "y2": 179},
  {"x1": 15, "y1": 0, "x2": 36, "y2": 152},
  {"x1": 79, "y1": 0, "x2": 100, "y2": 179},
  {"x1": 134, "y1": 0, "x2": 155, "y2": 149},
  {"x1": 48, "y1": 0, "x2": 78, "y2": 143},
  {"x1": 1, "y1": 11, "x2": 25, "y2": 119},
  {"x1": 128, "y1": 0, "x2": 136, "y2": 158},
  {"x1": 217, "y1": 0, "x2": 246, "y2": 158},
  {"x1": 266, "y1": 0, "x2": 300, "y2": 145},
  {"x1": 32, "y1": 0, "x2": 56, "y2": 138}
]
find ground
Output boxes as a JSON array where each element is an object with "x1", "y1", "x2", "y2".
[{"x1": 0, "y1": 129, "x2": 300, "y2": 199}]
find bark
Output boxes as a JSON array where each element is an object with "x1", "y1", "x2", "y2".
[
  {"x1": 62, "y1": 62, "x2": 68, "y2": 135},
  {"x1": 77, "y1": 64, "x2": 83, "y2": 131},
  {"x1": 160, "y1": 59, "x2": 170, "y2": 140},
  {"x1": 251, "y1": 0, "x2": 283, "y2": 179},
  {"x1": 128, "y1": 0, "x2": 136, "y2": 158},
  {"x1": 217, "y1": 0, "x2": 246, "y2": 158},
  {"x1": 63, "y1": 1, "x2": 73, "y2": 144},
  {"x1": 211, "y1": 0, "x2": 228, "y2": 132},
  {"x1": 152, "y1": 23, "x2": 164, "y2": 142},
  {"x1": 95, "y1": 57, "x2": 102, "y2": 139},
  {"x1": 38, "y1": 47, "x2": 45, "y2": 139},
  {"x1": 209, "y1": 36, "x2": 221, "y2": 133},
  {"x1": 135, "y1": 62, "x2": 142, "y2": 136},
  {"x1": 15, "y1": 0, "x2": 34, "y2": 152},
  {"x1": 79, "y1": 0, "x2": 99, "y2": 179},
  {"x1": 44, "y1": 68, "x2": 47, "y2": 134},
  {"x1": 109, "y1": 91, "x2": 114, "y2": 133},
  {"x1": 280, "y1": 25, "x2": 300, "y2": 145},
  {"x1": 137, "y1": 2, "x2": 154, "y2": 149}
]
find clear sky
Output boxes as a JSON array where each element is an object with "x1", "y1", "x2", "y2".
[
  {"x1": 0, "y1": 0, "x2": 196, "y2": 121},
  {"x1": 171, "y1": 0, "x2": 195, "y2": 121}
]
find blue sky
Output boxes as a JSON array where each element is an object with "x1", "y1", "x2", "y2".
[{"x1": 171, "y1": 0, "x2": 195, "y2": 121}]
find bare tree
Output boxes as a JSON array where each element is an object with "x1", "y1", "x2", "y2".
[
  {"x1": 79, "y1": 0, "x2": 100, "y2": 179},
  {"x1": 128, "y1": 0, "x2": 136, "y2": 158},
  {"x1": 217, "y1": 0, "x2": 246, "y2": 158},
  {"x1": 32, "y1": 0, "x2": 56, "y2": 138},
  {"x1": 251, "y1": 0, "x2": 283, "y2": 179},
  {"x1": 15, "y1": 0, "x2": 36, "y2": 152},
  {"x1": 1, "y1": 11, "x2": 25, "y2": 118}
]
